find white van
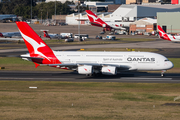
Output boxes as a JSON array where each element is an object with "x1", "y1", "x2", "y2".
[
  {"x1": 74, "y1": 34, "x2": 89, "y2": 40},
  {"x1": 60, "y1": 33, "x2": 73, "y2": 38}
]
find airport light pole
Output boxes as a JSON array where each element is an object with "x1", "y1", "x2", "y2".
[
  {"x1": 55, "y1": 0, "x2": 56, "y2": 25},
  {"x1": 60, "y1": 12, "x2": 61, "y2": 23},
  {"x1": 31, "y1": 0, "x2": 32, "y2": 23},
  {"x1": 41, "y1": 11, "x2": 42, "y2": 24},
  {"x1": 78, "y1": 1, "x2": 80, "y2": 41}
]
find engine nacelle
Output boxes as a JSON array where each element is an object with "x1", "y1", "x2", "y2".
[
  {"x1": 101, "y1": 66, "x2": 117, "y2": 75},
  {"x1": 102, "y1": 24, "x2": 106, "y2": 28},
  {"x1": 78, "y1": 65, "x2": 93, "y2": 74}
]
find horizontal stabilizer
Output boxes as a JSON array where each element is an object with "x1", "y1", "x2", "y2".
[
  {"x1": 89, "y1": 22, "x2": 101, "y2": 26},
  {"x1": 21, "y1": 56, "x2": 44, "y2": 64},
  {"x1": 21, "y1": 56, "x2": 44, "y2": 60}
]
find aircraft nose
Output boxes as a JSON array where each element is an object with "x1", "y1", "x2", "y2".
[
  {"x1": 167, "y1": 61, "x2": 174, "y2": 69},
  {"x1": 163, "y1": 61, "x2": 173, "y2": 70}
]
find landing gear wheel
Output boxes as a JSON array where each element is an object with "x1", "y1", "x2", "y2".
[
  {"x1": 161, "y1": 70, "x2": 166, "y2": 77},
  {"x1": 86, "y1": 74, "x2": 94, "y2": 77}
]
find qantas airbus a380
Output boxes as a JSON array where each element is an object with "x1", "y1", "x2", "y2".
[{"x1": 16, "y1": 22, "x2": 173, "y2": 76}]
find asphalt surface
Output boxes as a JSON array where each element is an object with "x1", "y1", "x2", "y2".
[
  {"x1": 0, "y1": 40, "x2": 180, "y2": 58},
  {"x1": 0, "y1": 71, "x2": 180, "y2": 83}
]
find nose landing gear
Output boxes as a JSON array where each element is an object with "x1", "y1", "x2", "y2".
[{"x1": 161, "y1": 70, "x2": 166, "y2": 77}]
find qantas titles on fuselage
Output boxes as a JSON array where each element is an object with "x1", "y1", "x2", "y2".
[
  {"x1": 16, "y1": 22, "x2": 173, "y2": 76},
  {"x1": 127, "y1": 57, "x2": 155, "y2": 62}
]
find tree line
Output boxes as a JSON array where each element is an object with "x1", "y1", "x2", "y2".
[{"x1": 0, "y1": 0, "x2": 75, "y2": 19}]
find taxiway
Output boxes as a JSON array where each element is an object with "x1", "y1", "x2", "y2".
[{"x1": 0, "y1": 71, "x2": 180, "y2": 83}]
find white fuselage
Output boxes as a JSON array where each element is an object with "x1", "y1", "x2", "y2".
[
  {"x1": 168, "y1": 34, "x2": 180, "y2": 42},
  {"x1": 106, "y1": 22, "x2": 127, "y2": 30},
  {"x1": 1, "y1": 32, "x2": 21, "y2": 38},
  {"x1": 49, "y1": 34, "x2": 61, "y2": 39},
  {"x1": 52, "y1": 51, "x2": 173, "y2": 71}
]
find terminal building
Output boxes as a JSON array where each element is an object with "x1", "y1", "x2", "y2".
[
  {"x1": 66, "y1": 4, "x2": 180, "y2": 27},
  {"x1": 129, "y1": 18, "x2": 157, "y2": 34}
]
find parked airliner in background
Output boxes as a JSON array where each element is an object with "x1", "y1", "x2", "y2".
[
  {"x1": 158, "y1": 25, "x2": 180, "y2": 42},
  {"x1": 0, "y1": 32, "x2": 21, "y2": 38},
  {"x1": 86, "y1": 10, "x2": 127, "y2": 33},
  {"x1": 0, "y1": 14, "x2": 17, "y2": 21},
  {"x1": 42, "y1": 30, "x2": 61, "y2": 39},
  {"x1": 16, "y1": 22, "x2": 173, "y2": 76}
]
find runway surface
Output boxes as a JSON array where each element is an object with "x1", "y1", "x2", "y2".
[{"x1": 0, "y1": 71, "x2": 180, "y2": 83}]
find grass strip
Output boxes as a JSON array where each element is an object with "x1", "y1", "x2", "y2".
[{"x1": 0, "y1": 81, "x2": 180, "y2": 120}]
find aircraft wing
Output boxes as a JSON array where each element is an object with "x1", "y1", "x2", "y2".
[{"x1": 47, "y1": 63, "x2": 130, "y2": 70}]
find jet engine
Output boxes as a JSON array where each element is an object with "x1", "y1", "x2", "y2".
[
  {"x1": 78, "y1": 65, "x2": 93, "y2": 74},
  {"x1": 102, "y1": 24, "x2": 106, "y2": 28},
  {"x1": 101, "y1": 66, "x2": 117, "y2": 75}
]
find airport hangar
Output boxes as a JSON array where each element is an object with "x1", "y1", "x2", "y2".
[
  {"x1": 66, "y1": 4, "x2": 180, "y2": 27},
  {"x1": 157, "y1": 12, "x2": 180, "y2": 34}
]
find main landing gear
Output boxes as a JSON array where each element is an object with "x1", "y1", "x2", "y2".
[{"x1": 86, "y1": 73, "x2": 102, "y2": 77}]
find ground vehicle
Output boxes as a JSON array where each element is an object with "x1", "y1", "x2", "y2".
[
  {"x1": 60, "y1": 33, "x2": 73, "y2": 38},
  {"x1": 96, "y1": 35, "x2": 102, "y2": 39},
  {"x1": 74, "y1": 34, "x2": 89, "y2": 40},
  {"x1": 65, "y1": 38, "x2": 74, "y2": 42},
  {"x1": 106, "y1": 35, "x2": 116, "y2": 40}
]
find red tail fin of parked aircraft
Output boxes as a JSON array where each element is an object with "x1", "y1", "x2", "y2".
[
  {"x1": 86, "y1": 10, "x2": 111, "y2": 31},
  {"x1": 16, "y1": 22, "x2": 61, "y2": 66},
  {"x1": 0, "y1": 32, "x2": 3, "y2": 37},
  {"x1": 43, "y1": 31, "x2": 51, "y2": 38},
  {"x1": 157, "y1": 25, "x2": 171, "y2": 41}
]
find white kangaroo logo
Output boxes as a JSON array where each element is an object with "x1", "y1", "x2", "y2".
[
  {"x1": 87, "y1": 12, "x2": 103, "y2": 25},
  {"x1": 20, "y1": 31, "x2": 50, "y2": 61},
  {"x1": 159, "y1": 29, "x2": 166, "y2": 36},
  {"x1": 87, "y1": 13, "x2": 98, "y2": 22}
]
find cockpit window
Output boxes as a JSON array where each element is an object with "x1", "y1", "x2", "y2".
[{"x1": 164, "y1": 59, "x2": 169, "y2": 61}]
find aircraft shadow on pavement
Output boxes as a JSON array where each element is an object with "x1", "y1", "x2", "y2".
[{"x1": 51, "y1": 71, "x2": 180, "y2": 79}]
